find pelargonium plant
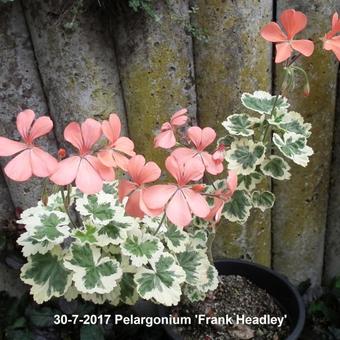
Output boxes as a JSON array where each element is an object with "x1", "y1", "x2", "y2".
[{"x1": 0, "y1": 9, "x2": 338, "y2": 307}]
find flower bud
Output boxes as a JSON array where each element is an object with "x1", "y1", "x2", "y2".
[{"x1": 58, "y1": 148, "x2": 66, "y2": 160}]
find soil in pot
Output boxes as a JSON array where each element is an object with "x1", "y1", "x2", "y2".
[{"x1": 172, "y1": 275, "x2": 291, "y2": 340}]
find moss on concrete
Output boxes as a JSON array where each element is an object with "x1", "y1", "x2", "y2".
[
  {"x1": 273, "y1": 1, "x2": 338, "y2": 285},
  {"x1": 194, "y1": 0, "x2": 272, "y2": 265}
]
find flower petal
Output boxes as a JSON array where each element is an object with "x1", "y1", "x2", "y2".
[
  {"x1": 187, "y1": 126, "x2": 216, "y2": 150},
  {"x1": 170, "y1": 108, "x2": 188, "y2": 126},
  {"x1": 81, "y1": 118, "x2": 102, "y2": 151},
  {"x1": 260, "y1": 22, "x2": 287, "y2": 42},
  {"x1": 181, "y1": 156, "x2": 205, "y2": 184},
  {"x1": 127, "y1": 155, "x2": 146, "y2": 182},
  {"x1": 182, "y1": 188, "x2": 210, "y2": 218},
  {"x1": 30, "y1": 147, "x2": 58, "y2": 177},
  {"x1": 201, "y1": 151, "x2": 224, "y2": 175},
  {"x1": 280, "y1": 9, "x2": 307, "y2": 40},
  {"x1": 64, "y1": 122, "x2": 83, "y2": 151},
  {"x1": 85, "y1": 155, "x2": 115, "y2": 181},
  {"x1": 139, "y1": 189, "x2": 163, "y2": 217},
  {"x1": 75, "y1": 158, "x2": 103, "y2": 194},
  {"x1": 143, "y1": 184, "x2": 177, "y2": 210},
  {"x1": 154, "y1": 130, "x2": 176, "y2": 149},
  {"x1": 98, "y1": 149, "x2": 116, "y2": 167},
  {"x1": 275, "y1": 42, "x2": 292, "y2": 63},
  {"x1": 4, "y1": 149, "x2": 32, "y2": 181},
  {"x1": 0, "y1": 137, "x2": 27, "y2": 156},
  {"x1": 125, "y1": 190, "x2": 145, "y2": 218},
  {"x1": 291, "y1": 39, "x2": 314, "y2": 57},
  {"x1": 16, "y1": 109, "x2": 35, "y2": 142},
  {"x1": 114, "y1": 137, "x2": 135, "y2": 156},
  {"x1": 29, "y1": 116, "x2": 54, "y2": 141},
  {"x1": 102, "y1": 113, "x2": 121, "y2": 144},
  {"x1": 166, "y1": 190, "x2": 192, "y2": 227},
  {"x1": 138, "y1": 161, "x2": 161, "y2": 184},
  {"x1": 118, "y1": 179, "x2": 137, "y2": 202},
  {"x1": 50, "y1": 156, "x2": 80, "y2": 186}
]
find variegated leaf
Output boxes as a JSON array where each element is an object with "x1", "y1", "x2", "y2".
[
  {"x1": 222, "y1": 190, "x2": 252, "y2": 223},
  {"x1": 164, "y1": 224, "x2": 189, "y2": 253},
  {"x1": 260, "y1": 156, "x2": 291, "y2": 180},
  {"x1": 135, "y1": 253, "x2": 185, "y2": 306},
  {"x1": 252, "y1": 191, "x2": 275, "y2": 212},
  {"x1": 237, "y1": 172, "x2": 263, "y2": 191},
  {"x1": 222, "y1": 114, "x2": 258, "y2": 136},
  {"x1": 273, "y1": 132, "x2": 313, "y2": 167}
]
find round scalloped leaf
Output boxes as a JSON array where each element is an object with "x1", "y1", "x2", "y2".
[
  {"x1": 164, "y1": 224, "x2": 189, "y2": 253},
  {"x1": 73, "y1": 223, "x2": 99, "y2": 245},
  {"x1": 226, "y1": 139, "x2": 265, "y2": 175},
  {"x1": 241, "y1": 91, "x2": 289, "y2": 115},
  {"x1": 273, "y1": 132, "x2": 313, "y2": 167},
  {"x1": 260, "y1": 156, "x2": 291, "y2": 180},
  {"x1": 121, "y1": 230, "x2": 164, "y2": 267},
  {"x1": 64, "y1": 244, "x2": 122, "y2": 294},
  {"x1": 20, "y1": 248, "x2": 72, "y2": 304},
  {"x1": 120, "y1": 272, "x2": 139, "y2": 305},
  {"x1": 176, "y1": 250, "x2": 210, "y2": 286},
  {"x1": 141, "y1": 215, "x2": 168, "y2": 233},
  {"x1": 252, "y1": 191, "x2": 275, "y2": 212},
  {"x1": 75, "y1": 193, "x2": 117, "y2": 225},
  {"x1": 186, "y1": 228, "x2": 208, "y2": 250},
  {"x1": 237, "y1": 172, "x2": 263, "y2": 191},
  {"x1": 81, "y1": 285, "x2": 121, "y2": 305},
  {"x1": 183, "y1": 284, "x2": 206, "y2": 302},
  {"x1": 135, "y1": 253, "x2": 185, "y2": 306},
  {"x1": 17, "y1": 233, "x2": 55, "y2": 257},
  {"x1": 222, "y1": 190, "x2": 252, "y2": 223},
  {"x1": 222, "y1": 114, "x2": 257, "y2": 136}
]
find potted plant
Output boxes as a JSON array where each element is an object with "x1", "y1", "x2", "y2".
[{"x1": 0, "y1": 7, "x2": 338, "y2": 340}]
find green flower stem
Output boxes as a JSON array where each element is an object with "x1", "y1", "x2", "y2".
[
  {"x1": 153, "y1": 212, "x2": 166, "y2": 235},
  {"x1": 60, "y1": 186, "x2": 77, "y2": 228}
]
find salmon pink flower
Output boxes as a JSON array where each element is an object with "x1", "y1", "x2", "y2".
[
  {"x1": 154, "y1": 109, "x2": 188, "y2": 149},
  {"x1": 98, "y1": 113, "x2": 135, "y2": 171},
  {"x1": 206, "y1": 171, "x2": 238, "y2": 223},
  {"x1": 322, "y1": 12, "x2": 340, "y2": 61},
  {"x1": 172, "y1": 126, "x2": 223, "y2": 175},
  {"x1": 118, "y1": 155, "x2": 162, "y2": 218},
  {"x1": 261, "y1": 9, "x2": 314, "y2": 63},
  {"x1": 50, "y1": 119, "x2": 114, "y2": 194},
  {"x1": 0, "y1": 109, "x2": 58, "y2": 181},
  {"x1": 212, "y1": 144, "x2": 225, "y2": 167},
  {"x1": 143, "y1": 155, "x2": 209, "y2": 227}
]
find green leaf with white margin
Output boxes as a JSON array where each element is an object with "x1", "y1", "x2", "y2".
[
  {"x1": 64, "y1": 285, "x2": 79, "y2": 301},
  {"x1": 20, "y1": 247, "x2": 72, "y2": 303},
  {"x1": 64, "y1": 244, "x2": 122, "y2": 294},
  {"x1": 273, "y1": 132, "x2": 313, "y2": 167},
  {"x1": 183, "y1": 284, "x2": 206, "y2": 302},
  {"x1": 241, "y1": 91, "x2": 289, "y2": 115},
  {"x1": 201, "y1": 265, "x2": 219, "y2": 292},
  {"x1": 96, "y1": 214, "x2": 139, "y2": 246},
  {"x1": 17, "y1": 233, "x2": 54, "y2": 257},
  {"x1": 141, "y1": 215, "x2": 168, "y2": 233},
  {"x1": 73, "y1": 223, "x2": 98, "y2": 245},
  {"x1": 226, "y1": 139, "x2": 265, "y2": 175},
  {"x1": 135, "y1": 253, "x2": 185, "y2": 306},
  {"x1": 222, "y1": 190, "x2": 252, "y2": 223},
  {"x1": 81, "y1": 285, "x2": 121, "y2": 305},
  {"x1": 252, "y1": 191, "x2": 275, "y2": 212},
  {"x1": 269, "y1": 111, "x2": 311, "y2": 138},
  {"x1": 76, "y1": 192, "x2": 117, "y2": 225},
  {"x1": 237, "y1": 172, "x2": 263, "y2": 191},
  {"x1": 186, "y1": 227, "x2": 208, "y2": 250},
  {"x1": 260, "y1": 156, "x2": 291, "y2": 180},
  {"x1": 102, "y1": 180, "x2": 119, "y2": 196},
  {"x1": 120, "y1": 272, "x2": 139, "y2": 305},
  {"x1": 176, "y1": 250, "x2": 210, "y2": 286},
  {"x1": 222, "y1": 114, "x2": 258, "y2": 136},
  {"x1": 164, "y1": 224, "x2": 189, "y2": 253},
  {"x1": 121, "y1": 229, "x2": 164, "y2": 266}
]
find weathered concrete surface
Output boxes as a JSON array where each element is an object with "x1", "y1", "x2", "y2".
[
  {"x1": 193, "y1": 0, "x2": 272, "y2": 266},
  {"x1": 112, "y1": 0, "x2": 196, "y2": 165},
  {"x1": 23, "y1": 0, "x2": 127, "y2": 145},
  {"x1": 273, "y1": 1, "x2": 338, "y2": 285},
  {"x1": 0, "y1": 171, "x2": 14, "y2": 224},
  {"x1": 324, "y1": 68, "x2": 340, "y2": 282},
  {"x1": 0, "y1": 2, "x2": 58, "y2": 209},
  {"x1": 0, "y1": 263, "x2": 26, "y2": 297}
]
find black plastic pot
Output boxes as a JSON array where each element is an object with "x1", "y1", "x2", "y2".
[{"x1": 158, "y1": 259, "x2": 305, "y2": 340}]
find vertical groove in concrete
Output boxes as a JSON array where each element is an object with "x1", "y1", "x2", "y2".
[
  {"x1": 273, "y1": 1, "x2": 338, "y2": 285},
  {"x1": 23, "y1": 0, "x2": 127, "y2": 146},
  {"x1": 112, "y1": 0, "x2": 197, "y2": 165},
  {"x1": 0, "y1": 1, "x2": 58, "y2": 209},
  {"x1": 324, "y1": 64, "x2": 340, "y2": 282},
  {"x1": 192, "y1": 0, "x2": 272, "y2": 265}
]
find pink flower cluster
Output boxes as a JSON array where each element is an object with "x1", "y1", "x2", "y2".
[
  {"x1": 261, "y1": 9, "x2": 340, "y2": 63},
  {"x1": 0, "y1": 108, "x2": 237, "y2": 228}
]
